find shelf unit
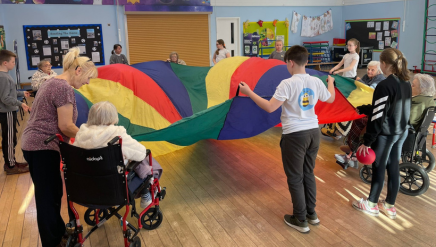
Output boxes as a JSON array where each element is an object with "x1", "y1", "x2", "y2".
[
  {"x1": 422, "y1": 0, "x2": 436, "y2": 74},
  {"x1": 303, "y1": 41, "x2": 331, "y2": 63}
]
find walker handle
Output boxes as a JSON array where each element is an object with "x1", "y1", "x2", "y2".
[{"x1": 44, "y1": 135, "x2": 58, "y2": 145}]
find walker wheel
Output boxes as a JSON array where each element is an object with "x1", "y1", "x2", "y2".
[
  {"x1": 359, "y1": 165, "x2": 372, "y2": 184},
  {"x1": 84, "y1": 208, "x2": 108, "y2": 226},
  {"x1": 130, "y1": 237, "x2": 141, "y2": 247},
  {"x1": 141, "y1": 208, "x2": 163, "y2": 230}
]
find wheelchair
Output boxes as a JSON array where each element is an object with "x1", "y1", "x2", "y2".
[
  {"x1": 45, "y1": 134, "x2": 167, "y2": 247},
  {"x1": 339, "y1": 106, "x2": 435, "y2": 196}
]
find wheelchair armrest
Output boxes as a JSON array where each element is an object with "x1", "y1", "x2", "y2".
[{"x1": 126, "y1": 161, "x2": 142, "y2": 172}]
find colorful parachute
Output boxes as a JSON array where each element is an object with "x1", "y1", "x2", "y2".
[{"x1": 75, "y1": 57, "x2": 373, "y2": 156}]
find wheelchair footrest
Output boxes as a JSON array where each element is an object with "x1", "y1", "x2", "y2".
[{"x1": 158, "y1": 187, "x2": 166, "y2": 200}]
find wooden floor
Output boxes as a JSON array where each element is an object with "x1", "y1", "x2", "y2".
[{"x1": 2, "y1": 96, "x2": 436, "y2": 246}]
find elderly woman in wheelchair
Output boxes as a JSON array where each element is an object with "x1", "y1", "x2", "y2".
[
  {"x1": 335, "y1": 74, "x2": 436, "y2": 197},
  {"x1": 46, "y1": 101, "x2": 166, "y2": 247}
]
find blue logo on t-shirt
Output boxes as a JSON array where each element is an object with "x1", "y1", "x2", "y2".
[{"x1": 298, "y1": 88, "x2": 315, "y2": 111}]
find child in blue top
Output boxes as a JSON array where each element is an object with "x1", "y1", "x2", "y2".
[{"x1": 239, "y1": 45, "x2": 335, "y2": 233}]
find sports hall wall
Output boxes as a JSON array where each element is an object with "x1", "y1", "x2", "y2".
[
  {"x1": 0, "y1": 0, "x2": 425, "y2": 78},
  {"x1": 210, "y1": 6, "x2": 344, "y2": 62},
  {"x1": 342, "y1": 0, "x2": 425, "y2": 70},
  {"x1": 0, "y1": 4, "x2": 126, "y2": 81}
]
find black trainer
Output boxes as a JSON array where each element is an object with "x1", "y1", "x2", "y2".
[
  {"x1": 306, "y1": 212, "x2": 320, "y2": 225},
  {"x1": 283, "y1": 215, "x2": 310, "y2": 233}
]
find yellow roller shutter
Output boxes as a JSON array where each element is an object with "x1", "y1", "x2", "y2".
[{"x1": 126, "y1": 13, "x2": 210, "y2": 67}]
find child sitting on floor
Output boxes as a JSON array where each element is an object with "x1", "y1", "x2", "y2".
[{"x1": 73, "y1": 101, "x2": 162, "y2": 208}]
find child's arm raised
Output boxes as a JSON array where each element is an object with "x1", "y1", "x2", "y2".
[
  {"x1": 325, "y1": 75, "x2": 336, "y2": 103},
  {"x1": 239, "y1": 82, "x2": 284, "y2": 113}
]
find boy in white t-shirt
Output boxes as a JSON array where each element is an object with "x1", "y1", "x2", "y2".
[{"x1": 239, "y1": 45, "x2": 335, "y2": 234}]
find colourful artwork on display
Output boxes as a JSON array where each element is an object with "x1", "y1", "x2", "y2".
[
  {"x1": 0, "y1": 26, "x2": 5, "y2": 51},
  {"x1": 243, "y1": 20, "x2": 288, "y2": 57}
]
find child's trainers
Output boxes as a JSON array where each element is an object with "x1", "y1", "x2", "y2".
[
  {"x1": 283, "y1": 215, "x2": 310, "y2": 234},
  {"x1": 306, "y1": 212, "x2": 320, "y2": 225},
  {"x1": 378, "y1": 200, "x2": 397, "y2": 219},
  {"x1": 335, "y1": 154, "x2": 350, "y2": 164},
  {"x1": 352, "y1": 198, "x2": 379, "y2": 217},
  {"x1": 140, "y1": 192, "x2": 152, "y2": 208}
]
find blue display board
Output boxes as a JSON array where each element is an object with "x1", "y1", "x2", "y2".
[{"x1": 23, "y1": 24, "x2": 104, "y2": 70}]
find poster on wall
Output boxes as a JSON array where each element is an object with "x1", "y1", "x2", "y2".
[
  {"x1": 0, "y1": 26, "x2": 5, "y2": 51},
  {"x1": 23, "y1": 24, "x2": 104, "y2": 70},
  {"x1": 243, "y1": 20, "x2": 289, "y2": 57},
  {"x1": 346, "y1": 18, "x2": 400, "y2": 52}
]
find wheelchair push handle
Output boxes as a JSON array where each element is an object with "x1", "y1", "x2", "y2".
[
  {"x1": 108, "y1": 136, "x2": 121, "y2": 146},
  {"x1": 44, "y1": 134, "x2": 64, "y2": 144}
]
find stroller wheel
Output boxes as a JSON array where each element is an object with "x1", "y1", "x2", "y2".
[
  {"x1": 359, "y1": 166, "x2": 372, "y2": 184},
  {"x1": 84, "y1": 208, "x2": 108, "y2": 226},
  {"x1": 399, "y1": 162, "x2": 430, "y2": 196},
  {"x1": 141, "y1": 208, "x2": 163, "y2": 230},
  {"x1": 130, "y1": 236, "x2": 141, "y2": 247}
]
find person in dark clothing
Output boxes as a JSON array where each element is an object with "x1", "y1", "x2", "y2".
[
  {"x1": 352, "y1": 48, "x2": 412, "y2": 220},
  {"x1": 109, "y1": 44, "x2": 129, "y2": 65}
]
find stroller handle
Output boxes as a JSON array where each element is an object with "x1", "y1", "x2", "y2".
[{"x1": 44, "y1": 134, "x2": 63, "y2": 144}]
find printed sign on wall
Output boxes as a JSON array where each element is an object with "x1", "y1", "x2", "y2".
[{"x1": 23, "y1": 24, "x2": 105, "y2": 70}]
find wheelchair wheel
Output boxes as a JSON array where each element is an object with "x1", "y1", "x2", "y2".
[
  {"x1": 359, "y1": 165, "x2": 372, "y2": 184},
  {"x1": 141, "y1": 208, "x2": 163, "y2": 230},
  {"x1": 399, "y1": 162, "x2": 430, "y2": 196},
  {"x1": 130, "y1": 237, "x2": 141, "y2": 247},
  {"x1": 84, "y1": 208, "x2": 108, "y2": 226},
  {"x1": 422, "y1": 149, "x2": 435, "y2": 173}
]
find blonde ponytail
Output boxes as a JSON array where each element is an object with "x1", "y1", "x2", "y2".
[
  {"x1": 380, "y1": 48, "x2": 410, "y2": 82},
  {"x1": 63, "y1": 47, "x2": 98, "y2": 79}
]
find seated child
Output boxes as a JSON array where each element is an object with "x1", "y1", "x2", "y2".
[
  {"x1": 268, "y1": 40, "x2": 285, "y2": 61},
  {"x1": 73, "y1": 101, "x2": 162, "y2": 208}
]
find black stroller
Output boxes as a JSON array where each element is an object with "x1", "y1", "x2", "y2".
[{"x1": 45, "y1": 134, "x2": 166, "y2": 247}]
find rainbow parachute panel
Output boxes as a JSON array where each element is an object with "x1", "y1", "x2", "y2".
[{"x1": 75, "y1": 57, "x2": 373, "y2": 156}]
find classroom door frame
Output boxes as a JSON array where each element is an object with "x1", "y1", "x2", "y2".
[{"x1": 216, "y1": 17, "x2": 241, "y2": 58}]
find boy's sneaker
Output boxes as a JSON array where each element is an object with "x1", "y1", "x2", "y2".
[
  {"x1": 283, "y1": 215, "x2": 310, "y2": 234},
  {"x1": 378, "y1": 200, "x2": 397, "y2": 219},
  {"x1": 335, "y1": 154, "x2": 350, "y2": 164},
  {"x1": 4, "y1": 163, "x2": 30, "y2": 175},
  {"x1": 140, "y1": 192, "x2": 152, "y2": 208},
  {"x1": 321, "y1": 127, "x2": 342, "y2": 140},
  {"x1": 352, "y1": 198, "x2": 379, "y2": 217},
  {"x1": 306, "y1": 212, "x2": 320, "y2": 225}
]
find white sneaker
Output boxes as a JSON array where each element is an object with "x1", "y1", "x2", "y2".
[
  {"x1": 335, "y1": 154, "x2": 350, "y2": 163},
  {"x1": 379, "y1": 200, "x2": 397, "y2": 219},
  {"x1": 352, "y1": 198, "x2": 379, "y2": 217},
  {"x1": 140, "y1": 192, "x2": 152, "y2": 208}
]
